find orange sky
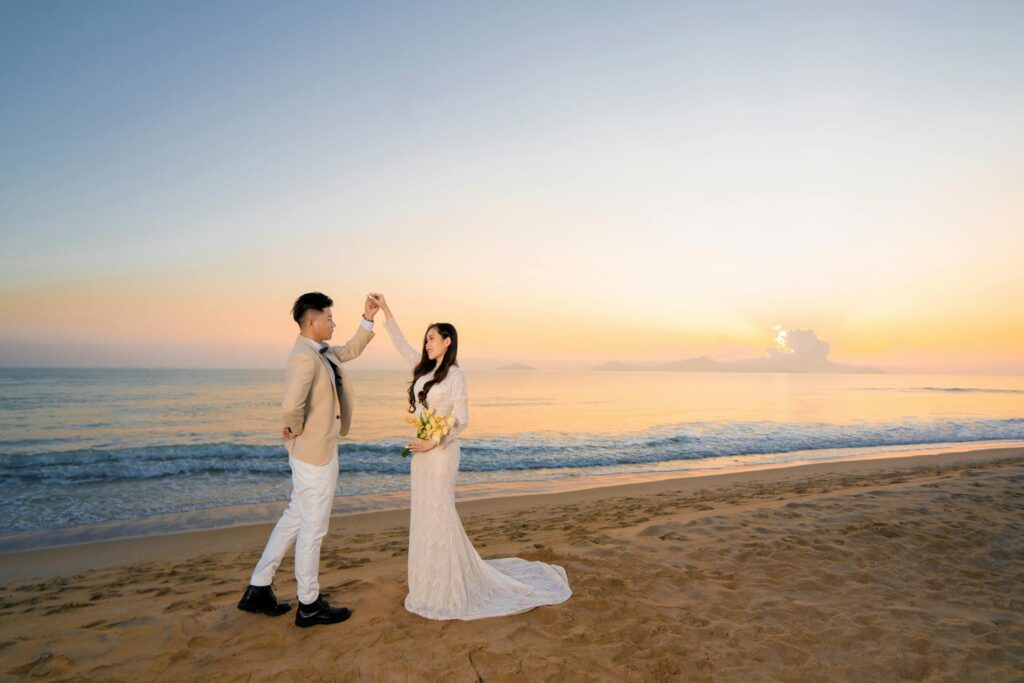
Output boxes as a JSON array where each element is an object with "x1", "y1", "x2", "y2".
[{"x1": 2, "y1": 196, "x2": 1021, "y2": 373}]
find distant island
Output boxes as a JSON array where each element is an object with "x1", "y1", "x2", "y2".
[
  {"x1": 496, "y1": 363, "x2": 537, "y2": 371},
  {"x1": 593, "y1": 356, "x2": 882, "y2": 374},
  {"x1": 593, "y1": 356, "x2": 880, "y2": 376},
  {"x1": 594, "y1": 328, "x2": 882, "y2": 374}
]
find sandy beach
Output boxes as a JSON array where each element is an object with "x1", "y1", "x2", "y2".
[{"x1": 2, "y1": 445, "x2": 1022, "y2": 681}]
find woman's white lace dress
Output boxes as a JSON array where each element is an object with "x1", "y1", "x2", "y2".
[{"x1": 384, "y1": 318, "x2": 572, "y2": 620}]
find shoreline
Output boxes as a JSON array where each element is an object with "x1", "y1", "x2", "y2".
[
  {"x1": 2, "y1": 439, "x2": 1021, "y2": 556},
  {"x1": 2, "y1": 443, "x2": 1021, "y2": 679},
  {"x1": 2, "y1": 441, "x2": 1021, "y2": 583}
]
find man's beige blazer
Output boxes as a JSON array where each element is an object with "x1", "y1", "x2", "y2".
[{"x1": 282, "y1": 324, "x2": 374, "y2": 465}]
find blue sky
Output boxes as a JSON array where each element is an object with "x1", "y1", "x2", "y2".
[{"x1": 1, "y1": 1, "x2": 1022, "y2": 370}]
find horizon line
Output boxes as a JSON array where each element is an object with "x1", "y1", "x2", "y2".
[{"x1": 1, "y1": 365, "x2": 1023, "y2": 377}]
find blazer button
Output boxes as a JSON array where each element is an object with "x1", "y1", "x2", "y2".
[{"x1": 336, "y1": 415, "x2": 341, "y2": 419}]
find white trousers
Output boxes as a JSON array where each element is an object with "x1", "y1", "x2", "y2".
[{"x1": 250, "y1": 453, "x2": 338, "y2": 604}]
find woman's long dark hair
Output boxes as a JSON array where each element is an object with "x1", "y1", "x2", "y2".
[{"x1": 407, "y1": 323, "x2": 459, "y2": 412}]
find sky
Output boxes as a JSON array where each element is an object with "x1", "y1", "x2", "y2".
[{"x1": 1, "y1": 0, "x2": 1022, "y2": 373}]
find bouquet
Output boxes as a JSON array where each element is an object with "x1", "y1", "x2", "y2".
[{"x1": 400, "y1": 407, "x2": 457, "y2": 457}]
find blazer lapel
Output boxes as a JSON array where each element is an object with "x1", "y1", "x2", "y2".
[
  {"x1": 322, "y1": 347, "x2": 344, "y2": 406},
  {"x1": 296, "y1": 336, "x2": 342, "y2": 408}
]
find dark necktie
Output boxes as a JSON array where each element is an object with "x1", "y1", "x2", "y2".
[{"x1": 319, "y1": 345, "x2": 342, "y2": 405}]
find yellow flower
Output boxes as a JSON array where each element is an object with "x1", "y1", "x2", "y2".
[{"x1": 401, "y1": 409, "x2": 457, "y2": 457}]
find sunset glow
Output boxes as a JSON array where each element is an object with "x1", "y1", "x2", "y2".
[{"x1": 1, "y1": 2, "x2": 1022, "y2": 373}]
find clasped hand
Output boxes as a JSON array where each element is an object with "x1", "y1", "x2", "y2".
[
  {"x1": 407, "y1": 438, "x2": 437, "y2": 453},
  {"x1": 364, "y1": 294, "x2": 380, "y2": 320}
]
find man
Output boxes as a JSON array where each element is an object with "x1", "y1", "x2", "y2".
[{"x1": 238, "y1": 291, "x2": 380, "y2": 627}]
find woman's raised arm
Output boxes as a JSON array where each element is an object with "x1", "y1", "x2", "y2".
[
  {"x1": 372, "y1": 294, "x2": 421, "y2": 368},
  {"x1": 385, "y1": 318, "x2": 422, "y2": 368}
]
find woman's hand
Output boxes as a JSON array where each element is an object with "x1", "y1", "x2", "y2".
[
  {"x1": 369, "y1": 292, "x2": 393, "y2": 321},
  {"x1": 407, "y1": 438, "x2": 436, "y2": 453}
]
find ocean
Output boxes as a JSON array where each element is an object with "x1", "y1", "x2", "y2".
[{"x1": 1, "y1": 367, "x2": 1022, "y2": 548}]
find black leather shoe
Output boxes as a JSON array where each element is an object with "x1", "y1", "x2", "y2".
[
  {"x1": 295, "y1": 594, "x2": 352, "y2": 628},
  {"x1": 237, "y1": 584, "x2": 291, "y2": 616}
]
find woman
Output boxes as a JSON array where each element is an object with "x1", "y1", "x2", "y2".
[{"x1": 371, "y1": 294, "x2": 572, "y2": 620}]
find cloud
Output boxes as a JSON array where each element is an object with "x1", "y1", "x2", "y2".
[{"x1": 768, "y1": 327, "x2": 831, "y2": 366}]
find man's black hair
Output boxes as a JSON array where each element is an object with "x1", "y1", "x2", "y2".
[{"x1": 291, "y1": 292, "x2": 333, "y2": 325}]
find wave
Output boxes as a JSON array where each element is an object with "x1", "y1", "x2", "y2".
[
  {"x1": 2, "y1": 418, "x2": 1023, "y2": 485},
  {"x1": 853, "y1": 386, "x2": 1024, "y2": 394}
]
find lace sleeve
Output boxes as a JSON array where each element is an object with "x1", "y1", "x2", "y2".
[
  {"x1": 439, "y1": 368, "x2": 469, "y2": 447},
  {"x1": 384, "y1": 318, "x2": 421, "y2": 368}
]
